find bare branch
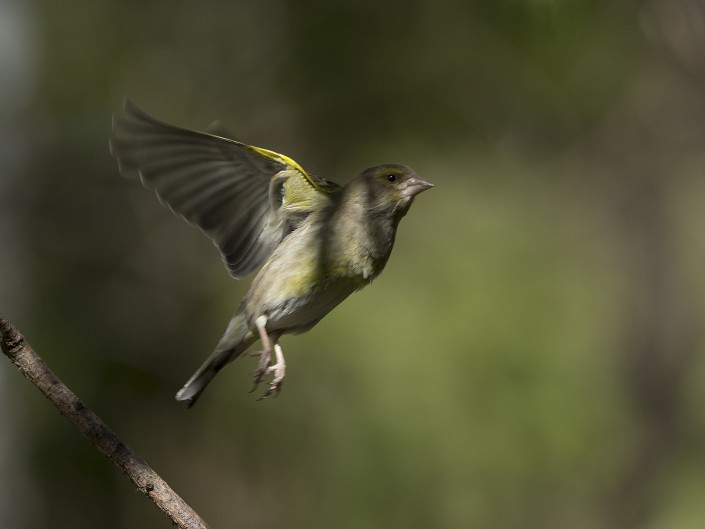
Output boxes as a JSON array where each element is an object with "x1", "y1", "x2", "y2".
[{"x1": 0, "y1": 313, "x2": 210, "y2": 529}]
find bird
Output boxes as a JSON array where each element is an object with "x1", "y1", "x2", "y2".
[{"x1": 110, "y1": 100, "x2": 433, "y2": 405}]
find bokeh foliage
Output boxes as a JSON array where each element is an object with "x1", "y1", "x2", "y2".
[{"x1": 2, "y1": 0, "x2": 705, "y2": 528}]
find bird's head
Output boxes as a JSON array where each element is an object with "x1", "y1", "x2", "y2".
[{"x1": 351, "y1": 164, "x2": 433, "y2": 220}]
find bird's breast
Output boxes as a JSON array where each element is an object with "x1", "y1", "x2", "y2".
[
  {"x1": 243, "y1": 206, "x2": 392, "y2": 334},
  {"x1": 263, "y1": 277, "x2": 360, "y2": 333}
]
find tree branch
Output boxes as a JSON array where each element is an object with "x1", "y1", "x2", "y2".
[{"x1": 0, "y1": 313, "x2": 209, "y2": 529}]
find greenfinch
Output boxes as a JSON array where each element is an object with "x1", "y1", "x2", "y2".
[{"x1": 110, "y1": 100, "x2": 433, "y2": 405}]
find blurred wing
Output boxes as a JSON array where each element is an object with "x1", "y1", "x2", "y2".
[{"x1": 110, "y1": 100, "x2": 327, "y2": 278}]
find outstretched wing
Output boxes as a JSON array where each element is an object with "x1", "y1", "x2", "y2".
[{"x1": 110, "y1": 100, "x2": 334, "y2": 278}]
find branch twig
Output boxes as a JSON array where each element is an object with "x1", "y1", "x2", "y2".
[{"x1": 0, "y1": 313, "x2": 209, "y2": 529}]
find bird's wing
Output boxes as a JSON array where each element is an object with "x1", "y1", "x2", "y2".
[{"x1": 110, "y1": 100, "x2": 336, "y2": 278}]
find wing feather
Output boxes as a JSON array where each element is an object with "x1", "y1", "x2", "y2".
[{"x1": 110, "y1": 99, "x2": 324, "y2": 278}]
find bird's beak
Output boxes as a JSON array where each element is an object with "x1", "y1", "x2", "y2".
[{"x1": 402, "y1": 176, "x2": 434, "y2": 198}]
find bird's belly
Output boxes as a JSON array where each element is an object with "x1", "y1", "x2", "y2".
[{"x1": 265, "y1": 279, "x2": 359, "y2": 334}]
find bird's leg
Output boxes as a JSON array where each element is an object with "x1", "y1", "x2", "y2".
[
  {"x1": 249, "y1": 316, "x2": 273, "y2": 392},
  {"x1": 259, "y1": 343, "x2": 286, "y2": 400}
]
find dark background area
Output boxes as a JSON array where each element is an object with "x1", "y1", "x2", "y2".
[{"x1": 1, "y1": 1, "x2": 705, "y2": 528}]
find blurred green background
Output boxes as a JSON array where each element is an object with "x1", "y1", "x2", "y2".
[{"x1": 1, "y1": 0, "x2": 705, "y2": 528}]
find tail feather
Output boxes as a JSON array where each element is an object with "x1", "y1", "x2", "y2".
[{"x1": 175, "y1": 311, "x2": 256, "y2": 407}]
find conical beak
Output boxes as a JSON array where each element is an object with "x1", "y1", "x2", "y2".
[{"x1": 402, "y1": 176, "x2": 434, "y2": 198}]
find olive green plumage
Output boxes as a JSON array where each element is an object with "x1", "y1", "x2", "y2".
[{"x1": 110, "y1": 100, "x2": 433, "y2": 405}]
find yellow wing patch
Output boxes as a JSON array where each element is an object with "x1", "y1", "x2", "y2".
[
  {"x1": 249, "y1": 146, "x2": 310, "y2": 182},
  {"x1": 249, "y1": 145, "x2": 336, "y2": 195}
]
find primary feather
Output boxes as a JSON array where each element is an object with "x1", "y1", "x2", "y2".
[{"x1": 110, "y1": 99, "x2": 337, "y2": 278}]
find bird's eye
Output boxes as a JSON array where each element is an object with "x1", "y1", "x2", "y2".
[{"x1": 386, "y1": 174, "x2": 397, "y2": 182}]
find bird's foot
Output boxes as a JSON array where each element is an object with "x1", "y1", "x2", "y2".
[
  {"x1": 249, "y1": 347, "x2": 272, "y2": 393},
  {"x1": 249, "y1": 316, "x2": 286, "y2": 399},
  {"x1": 257, "y1": 344, "x2": 286, "y2": 400}
]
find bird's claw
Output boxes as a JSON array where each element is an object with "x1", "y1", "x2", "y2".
[
  {"x1": 249, "y1": 370, "x2": 266, "y2": 394},
  {"x1": 257, "y1": 362, "x2": 285, "y2": 400},
  {"x1": 249, "y1": 348, "x2": 271, "y2": 393},
  {"x1": 250, "y1": 344, "x2": 286, "y2": 399}
]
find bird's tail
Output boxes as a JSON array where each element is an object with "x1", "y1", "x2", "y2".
[{"x1": 175, "y1": 310, "x2": 256, "y2": 407}]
